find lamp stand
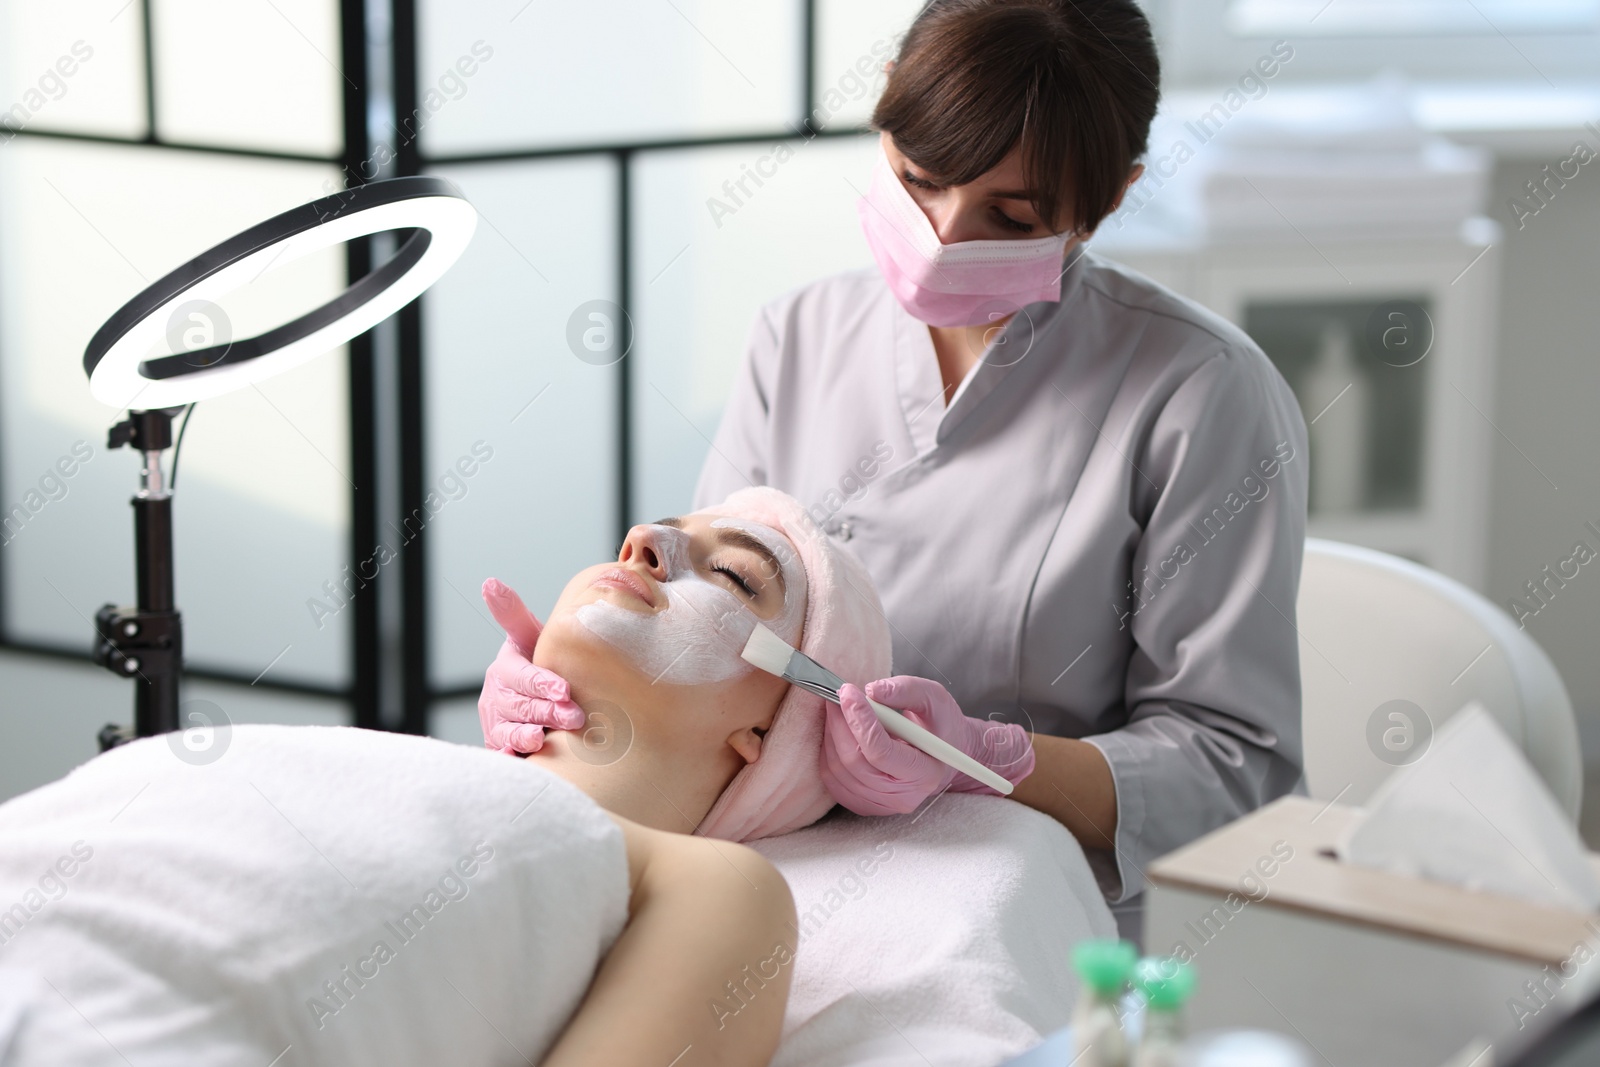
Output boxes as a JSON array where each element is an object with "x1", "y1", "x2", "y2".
[{"x1": 94, "y1": 408, "x2": 184, "y2": 750}]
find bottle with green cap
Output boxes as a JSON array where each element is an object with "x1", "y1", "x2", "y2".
[
  {"x1": 1071, "y1": 938, "x2": 1139, "y2": 1067},
  {"x1": 1131, "y1": 956, "x2": 1196, "y2": 1067}
]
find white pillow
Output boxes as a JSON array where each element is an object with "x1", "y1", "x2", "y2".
[{"x1": 0, "y1": 724, "x2": 629, "y2": 1066}]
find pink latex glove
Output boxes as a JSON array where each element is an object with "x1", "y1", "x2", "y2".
[
  {"x1": 821, "y1": 675, "x2": 1036, "y2": 816},
  {"x1": 478, "y1": 578, "x2": 586, "y2": 755}
]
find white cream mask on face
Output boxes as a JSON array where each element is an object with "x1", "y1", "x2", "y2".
[
  {"x1": 710, "y1": 517, "x2": 806, "y2": 643},
  {"x1": 575, "y1": 519, "x2": 807, "y2": 686}
]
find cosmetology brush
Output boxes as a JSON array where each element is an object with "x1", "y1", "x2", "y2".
[{"x1": 739, "y1": 623, "x2": 1013, "y2": 795}]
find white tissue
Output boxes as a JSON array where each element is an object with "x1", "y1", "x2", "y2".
[{"x1": 1339, "y1": 703, "x2": 1600, "y2": 913}]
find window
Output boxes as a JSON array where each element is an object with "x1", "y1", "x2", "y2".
[
  {"x1": 1153, "y1": 0, "x2": 1600, "y2": 86},
  {"x1": 0, "y1": 2, "x2": 353, "y2": 716},
  {"x1": 414, "y1": 0, "x2": 898, "y2": 738},
  {"x1": 1227, "y1": 0, "x2": 1600, "y2": 37},
  {"x1": 0, "y1": 0, "x2": 916, "y2": 744}
]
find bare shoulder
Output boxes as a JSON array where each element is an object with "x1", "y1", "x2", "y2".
[{"x1": 604, "y1": 811, "x2": 794, "y2": 915}]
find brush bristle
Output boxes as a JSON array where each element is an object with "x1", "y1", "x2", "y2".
[{"x1": 740, "y1": 622, "x2": 797, "y2": 678}]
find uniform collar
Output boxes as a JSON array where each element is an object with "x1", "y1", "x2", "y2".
[{"x1": 889, "y1": 243, "x2": 1091, "y2": 453}]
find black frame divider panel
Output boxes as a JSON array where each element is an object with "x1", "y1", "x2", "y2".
[
  {"x1": 0, "y1": 0, "x2": 851, "y2": 733},
  {"x1": 418, "y1": 0, "x2": 836, "y2": 711},
  {"x1": 340, "y1": 0, "x2": 381, "y2": 729},
  {"x1": 615, "y1": 149, "x2": 634, "y2": 553},
  {"x1": 391, "y1": 0, "x2": 430, "y2": 736},
  {"x1": 0, "y1": 0, "x2": 365, "y2": 705},
  {"x1": 140, "y1": 0, "x2": 158, "y2": 141}
]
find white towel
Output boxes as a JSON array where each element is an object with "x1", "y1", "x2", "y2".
[
  {"x1": 0, "y1": 724, "x2": 629, "y2": 1067},
  {"x1": 752, "y1": 793, "x2": 1116, "y2": 1067}
]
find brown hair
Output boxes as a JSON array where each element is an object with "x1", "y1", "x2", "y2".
[{"x1": 872, "y1": 0, "x2": 1160, "y2": 235}]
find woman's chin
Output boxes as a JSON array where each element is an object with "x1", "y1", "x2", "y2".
[
  {"x1": 534, "y1": 616, "x2": 660, "y2": 713},
  {"x1": 533, "y1": 615, "x2": 614, "y2": 675}
]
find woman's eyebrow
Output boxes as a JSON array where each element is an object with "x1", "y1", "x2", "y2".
[
  {"x1": 653, "y1": 516, "x2": 684, "y2": 528},
  {"x1": 713, "y1": 528, "x2": 786, "y2": 598}
]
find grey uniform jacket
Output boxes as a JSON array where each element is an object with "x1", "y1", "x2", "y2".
[{"x1": 693, "y1": 249, "x2": 1310, "y2": 936}]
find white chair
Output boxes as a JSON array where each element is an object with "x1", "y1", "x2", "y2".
[{"x1": 1295, "y1": 537, "x2": 1582, "y2": 821}]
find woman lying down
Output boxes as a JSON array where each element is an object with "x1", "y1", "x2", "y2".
[{"x1": 0, "y1": 487, "x2": 895, "y2": 1067}]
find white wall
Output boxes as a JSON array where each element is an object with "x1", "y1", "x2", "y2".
[{"x1": 1483, "y1": 157, "x2": 1600, "y2": 774}]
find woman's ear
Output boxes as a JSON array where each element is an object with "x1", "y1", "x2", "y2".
[{"x1": 726, "y1": 724, "x2": 767, "y2": 766}]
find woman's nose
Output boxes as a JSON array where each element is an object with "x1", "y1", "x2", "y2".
[
  {"x1": 923, "y1": 194, "x2": 980, "y2": 245},
  {"x1": 619, "y1": 525, "x2": 671, "y2": 580},
  {"x1": 925, "y1": 203, "x2": 958, "y2": 244}
]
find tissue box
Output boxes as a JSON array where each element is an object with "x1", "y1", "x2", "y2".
[{"x1": 1145, "y1": 796, "x2": 1600, "y2": 1067}]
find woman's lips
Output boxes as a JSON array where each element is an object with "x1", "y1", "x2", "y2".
[{"x1": 590, "y1": 567, "x2": 656, "y2": 608}]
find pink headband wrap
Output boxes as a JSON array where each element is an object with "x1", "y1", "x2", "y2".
[{"x1": 692, "y1": 487, "x2": 892, "y2": 842}]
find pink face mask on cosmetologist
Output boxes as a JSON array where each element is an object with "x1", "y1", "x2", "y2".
[{"x1": 855, "y1": 146, "x2": 1072, "y2": 329}]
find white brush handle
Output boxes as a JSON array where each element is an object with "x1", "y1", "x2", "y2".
[{"x1": 866, "y1": 697, "x2": 1014, "y2": 796}]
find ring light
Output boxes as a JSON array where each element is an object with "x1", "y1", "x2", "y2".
[
  {"x1": 80, "y1": 176, "x2": 477, "y2": 746},
  {"x1": 84, "y1": 175, "x2": 477, "y2": 409}
]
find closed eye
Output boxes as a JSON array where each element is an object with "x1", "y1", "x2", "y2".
[
  {"x1": 713, "y1": 565, "x2": 756, "y2": 597},
  {"x1": 903, "y1": 170, "x2": 1037, "y2": 234},
  {"x1": 992, "y1": 208, "x2": 1036, "y2": 234}
]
